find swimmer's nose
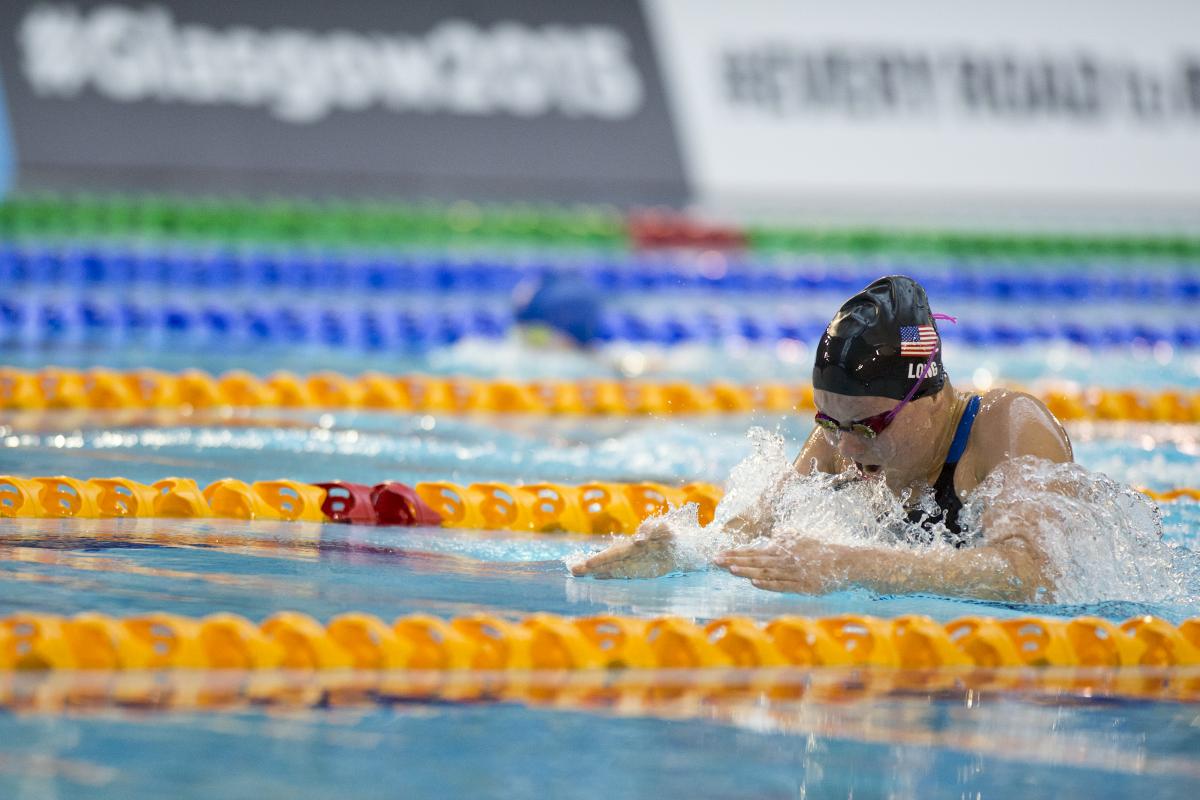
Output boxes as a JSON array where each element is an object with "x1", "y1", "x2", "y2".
[{"x1": 836, "y1": 434, "x2": 867, "y2": 459}]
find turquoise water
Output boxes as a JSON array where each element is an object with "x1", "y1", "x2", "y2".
[
  {"x1": 1, "y1": 408, "x2": 1197, "y2": 623},
  {"x1": 0, "y1": 341, "x2": 1198, "y2": 798},
  {"x1": 1, "y1": 695, "x2": 1198, "y2": 799},
  {"x1": 3, "y1": 338, "x2": 1200, "y2": 388},
  {"x1": 4, "y1": 406, "x2": 1199, "y2": 495}
]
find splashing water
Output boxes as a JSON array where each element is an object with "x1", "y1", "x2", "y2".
[
  {"x1": 571, "y1": 427, "x2": 1200, "y2": 609},
  {"x1": 959, "y1": 456, "x2": 1199, "y2": 606},
  {"x1": 662, "y1": 428, "x2": 956, "y2": 563}
]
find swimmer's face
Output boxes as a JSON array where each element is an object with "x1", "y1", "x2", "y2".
[{"x1": 813, "y1": 389, "x2": 933, "y2": 476}]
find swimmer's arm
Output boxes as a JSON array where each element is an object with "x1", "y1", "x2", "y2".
[
  {"x1": 717, "y1": 457, "x2": 1061, "y2": 601},
  {"x1": 571, "y1": 479, "x2": 782, "y2": 579},
  {"x1": 718, "y1": 511, "x2": 772, "y2": 545},
  {"x1": 572, "y1": 434, "x2": 823, "y2": 579},
  {"x1": 715, "y1": 537, "x2": 1047, "y2": 602},
  {"x1": 569, "y1": 518, "x2": 679, "y2": 579},
  {"x1": 572, "y1": 428, "x2": 839, "y2": 580}
]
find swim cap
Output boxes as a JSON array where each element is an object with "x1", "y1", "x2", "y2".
[
  {"x1": 513, "y1": 273, "x2": 602, "y2": 346},
  {"x1": 812, "y1": 275, "x2": 946, "y2": 400}
]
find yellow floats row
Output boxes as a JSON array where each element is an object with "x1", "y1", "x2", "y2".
[
  {"x1": 1, "y1": 611, "x2": 1198, "y2": 673},
  {"x1": 2, "y1": 367, "x2": 1199, "y2": 421},
  {"x1": 412, "y1": 480, "x2": 723, "y2": 531},
  {"x1": 2, "y1": 475, "x2": 1195, "y2": 533},
  {"x1": 1141, "y1": 487, "x2": 1200, "y2": 502},
  {"x1": 0, "y1": 475, "x2": 724, "y2": 533}
]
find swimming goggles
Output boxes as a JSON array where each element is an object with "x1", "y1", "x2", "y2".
[
  {"x1": 814, "y1": 406, "x2": 903, "y2": 439},
  {"x1": 813, "y1": 313, "x2": 955, "y2": 439}
]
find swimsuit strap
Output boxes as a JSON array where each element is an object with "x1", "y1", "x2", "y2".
[
  {"x1": 945, "y1": 395, "x2": 981, "y2": 464},
  {"x1": 920, "y1": 395, "x2": 981, "y2": 543},
  {"x1": 901, "y1": 395, "x2": 982, "y2": 545}
]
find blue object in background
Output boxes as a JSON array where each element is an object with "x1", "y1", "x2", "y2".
[{"x1": 514, "y1": 273, "x2": 603, "y2": 345}]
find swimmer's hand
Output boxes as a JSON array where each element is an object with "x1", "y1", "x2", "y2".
[
  {"x1": 717, "y1": 534, "x2": 1046, "y2": 601},
  {"x1": 569, "y1": 520, "x2": 678, "y2": 579},
  {"x1": 714, "y1": 540, "x2": 842, "y2": 594}
]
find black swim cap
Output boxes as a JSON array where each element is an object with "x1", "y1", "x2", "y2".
[{"x1": 812, "y1": 275, "x2": 946, "y2": 401}]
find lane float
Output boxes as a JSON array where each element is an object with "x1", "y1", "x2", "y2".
[
  {"x1": 8, "y1": 241, "x2": 1200, "y2": 303},
  {"x1": 0, "y1": 475, "x2": 1192, "y2": 532},
  {"x1": 0, "y1": 476, "x2": 724, "y2": 533},
  {"x1": 0, "y1": 611, "x2": 1196, "y2": 672},
  {"x1": 0, "y1": 479, "x2": 1190, "y2": 534},
  {"x1": 7, "y1": 193, "x2": 1200, "y2": 259}
]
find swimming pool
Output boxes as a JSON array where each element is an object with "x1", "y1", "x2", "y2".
[
  {"x1": 0, "y1": 372, "x2": 1198, "y2": 798},
  {"x1": 1, "y1": 201, "x2": 1199, "y2": 799}
]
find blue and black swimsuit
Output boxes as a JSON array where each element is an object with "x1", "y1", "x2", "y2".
[{"x1": 903, "y1": 395, "x2": 982, "y2": 547}]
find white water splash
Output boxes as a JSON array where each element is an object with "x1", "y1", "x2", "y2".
[
  {"x1": 583, "y1": 427, "x2": 1199, "y2": 607},
  {"x1": 959, "y1": 457, "x2": 1197, "y2": 605},
  {"x1": 700, "y1": 427, "x2": 956, "y2": 550},
  {"x1": 571, "y1": 428, "x2": 937, "y2": 575}
]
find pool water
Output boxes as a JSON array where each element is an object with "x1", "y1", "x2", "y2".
[
  {"x1": 0, "y1": 339, "x2": 1198, "y2": 798},
  {"x1": 2, "y1": 691, "x2": 1198, "y2": 800},
  {"x1": 4, "y1": 186, "x2": 1200, "y2": 800},
  {"x1": 4, "y1": 219, "x2": 1200, "y2": 800},
  {"x1": 4, "y1": 338, "x2": 1200, "y2": 388}
]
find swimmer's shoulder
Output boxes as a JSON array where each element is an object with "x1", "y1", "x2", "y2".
[{"x1": 962, "y1": 389, "x2": 1073, "y2": 484}]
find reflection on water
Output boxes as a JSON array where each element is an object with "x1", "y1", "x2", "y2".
[
  {"x1": 0, "y1": 669, "x2": 1197, "y2": 800},
  {"x1": 1, "y1": 515, "x2": 1197, "y2": 623}
]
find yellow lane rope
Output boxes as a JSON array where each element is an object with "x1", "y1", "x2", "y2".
[
  {"x1": 2, "y1": 367, "x2": 1199, "y2": 421},
  {"x1": 1, "y1": 611, "x2": 1197, "y2": 672},
  {"x1": 0, "y1": 476, "x2": 722, "y2": 532},
  {"x1": 0, "y1": 476, "x2": 1193, "y2": 532}
]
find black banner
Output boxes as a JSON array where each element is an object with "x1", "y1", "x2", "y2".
[{"x1": 0, "y1": 0, "x2": 687, "y2": 203}]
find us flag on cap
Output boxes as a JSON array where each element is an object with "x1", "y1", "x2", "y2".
[{"x1": 900, "y1": 325, "x2": 938, "y2": 356}]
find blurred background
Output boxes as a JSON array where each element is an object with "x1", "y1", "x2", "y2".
[
  {"x1": 0, "y1": 0, "x2": 1198, "y2": 381},
  {"x1": 1, "y1": 7, "x2": 1199, "y2": 798}
]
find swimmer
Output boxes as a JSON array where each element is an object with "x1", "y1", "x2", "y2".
[
  {"x1": 513, "y1": 272, "x2": 603, "y2": 350},
  {"x1": 506, "y1": 271, "x2": 669, "y2": 378},
  {"x1": 434, "y1": 272, "x2": 616, "y2": 379},
  {"x1": 571, "y1": 275, "x2": 1074, "y2": 601}
]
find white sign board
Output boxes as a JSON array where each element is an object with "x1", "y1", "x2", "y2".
[{"x1": 645, "y1": 0, "x2": 1200, "y2": 206}]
